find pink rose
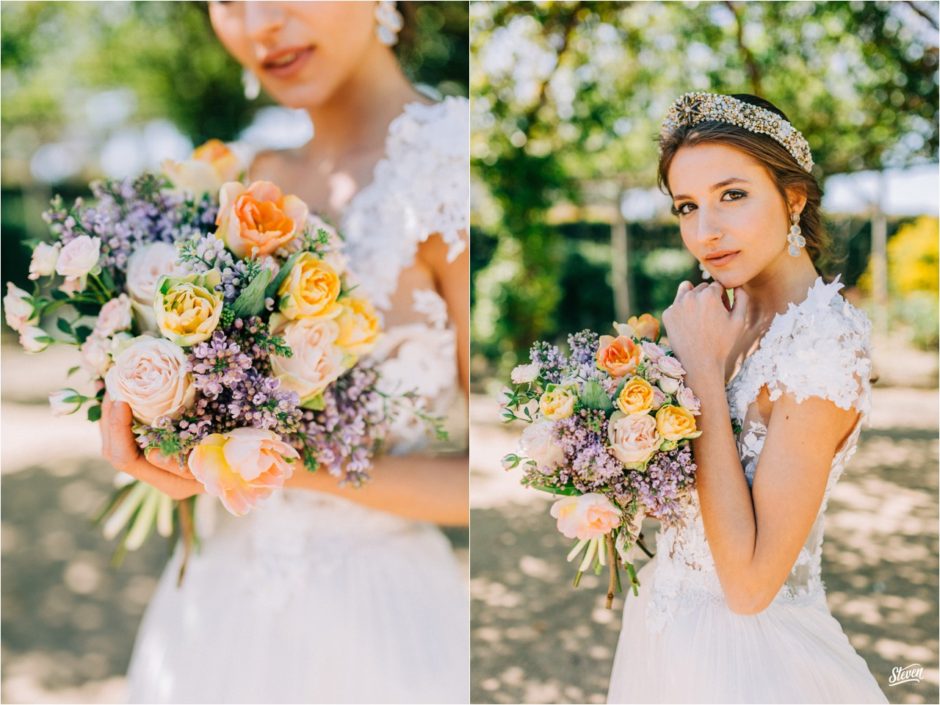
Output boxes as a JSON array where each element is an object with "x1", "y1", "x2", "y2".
[
  {"x1": 188, "y1": 428, "x2": 299, "y2": 516},
  {"x1": 550, "y1": 493, "x2": 622, "y2": 540},
  {"x1": 650, "y1": 385, "x2": 667, "y2": 411},
  {"x1": 640, "y1": 341, "x2": 666, "y2": 362},
  {"x1": 656, "y1": 355, "x2": 686, "y2": 379},
  {"x1": 677, "y1": 385, "x2": 701, "y2": 415},
  {"x1": 94, "y1": 295, "x2": 133, "y2": 337},
  {"x1": 105, "y1": 337, "x2": 195, "y2": 425},
  {"x1": 607, "y1": 411, "x2": 662, "y2": 469},
  {"x1": 80, "y1": 335, "x2": 113, "y2": 379},
  {"x1": 55, "y1": 235, "x2": 100, "y2": 280},
  {"x1": 4, "y1": 283, "x2": 35, "y2": 333}
]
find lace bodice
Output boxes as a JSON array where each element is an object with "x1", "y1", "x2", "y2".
[
  {"x1": 647, "y1": 276, "x2": 873, "y2": 632},
  {"x1": 341, "y1": 96, "x2": 469, "y2": 452}
]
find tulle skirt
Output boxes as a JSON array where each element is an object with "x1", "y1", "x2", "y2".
[
  {"x1": 126, "y1": 489, "x2": 469, "y2": 704},
  {"x1": 607, "y1": 557, "x2": 887, "y2": 704}
]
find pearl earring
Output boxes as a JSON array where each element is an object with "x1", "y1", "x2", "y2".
[
  {"x1": 787, "y1": 212, "x2": 806, "y2": 257},
  {"x1": 375, "y1": 1, "x2": 403, "y2": 47},
  {"x1": 699, "y1": 262, "x2": 711, "y2": 280},
  {"x1": 242, "y1": 69, "x2": 261, "y2": 101}
]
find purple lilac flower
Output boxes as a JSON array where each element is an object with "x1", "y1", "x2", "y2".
[
  {"x1": 529, "y1": 341, "x2": 565, "y2": 383},
  {"x1": 621, "y1": 445, "x2": 697, "y2": 527},
  {"x1": 190, "y1": 330, "x2": 253, "y2": 399},
  {"x1": 300, "y1": 363, "x2": 387, "y2": 486}
]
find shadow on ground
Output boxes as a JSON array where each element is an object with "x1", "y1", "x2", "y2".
[{"x1": 471, "y1": 425, "x2": 939, "y2": 704}]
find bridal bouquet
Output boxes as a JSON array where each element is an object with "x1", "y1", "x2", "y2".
[
  {"x1": 500, "y1": 315, "x2": 701, "y2": 607},
  {"x1": 5, "y1": 140, "x2": 440, "y2": 578}
]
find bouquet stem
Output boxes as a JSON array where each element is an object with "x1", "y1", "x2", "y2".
[
  {"x1": 605, "y1": 533, "x2": 620, "y2": 609},
  {"x1": 177, "y1": 498, "x2": 195, "y2": 587}
]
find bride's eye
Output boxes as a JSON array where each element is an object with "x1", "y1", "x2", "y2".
[
  {"x1": 721, "y1": 189, "x2": 747, "y2": 202},
  {"x1": 672, "y1": 202, "x2": 696, "y2": 217}
]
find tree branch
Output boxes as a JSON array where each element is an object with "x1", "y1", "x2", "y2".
[
  {"x1": 723, "y1": 0, "x2": 762, "y2": 95},
  {"x1": 905, "y1": 0, "x2": 939, "y2": 30}
]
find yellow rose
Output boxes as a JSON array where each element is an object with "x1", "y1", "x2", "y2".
[
  {"x1": 277, "y1": 252, "x2": 342, "y2": 321},
  {"x1": 336, "y1": 297, "x2": 381, "y2": 356},
  {"x1": 616, "y1": 376, "x2": 655, "y2": 415},
  {"x1": 539, "y1": 386, "x2": 577, "y2": 421},
  {"x1": 154, "y1": 270, "x2": 224, "y2": 347},
  {"x1": 655, "y1": 404, "x2": 702, "y2": 442}
]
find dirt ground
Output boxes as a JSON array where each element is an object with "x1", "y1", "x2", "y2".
[{"x1": 470, "y1": 387, "x2": 939, "y2": 704}]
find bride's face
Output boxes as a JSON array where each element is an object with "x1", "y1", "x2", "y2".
[
  {"x1": 667, "y1": 142, "x2": 797, "y2": 289},
  {"x1": 209, "y1": 1, "x2": 380, "y2": 108}
]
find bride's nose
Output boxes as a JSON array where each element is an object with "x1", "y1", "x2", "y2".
[
  {"x1": 244, "y1": 2, "x2": 286, "y2": 44},
  {"x1": 694, "y1": 208, "x2": 723, "y2": 246}
]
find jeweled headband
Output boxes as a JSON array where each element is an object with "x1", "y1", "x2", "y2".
[{"x1": 660, "y1": 92, "x2": 814, "y2": 173}]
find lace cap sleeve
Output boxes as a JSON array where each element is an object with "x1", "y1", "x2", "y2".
[
  {"x1": 381, "y1": 95, "x2": 468, "y2": 258},
  {"x1": 762, "y1": 276, "x2": 873, "y2": 420}
]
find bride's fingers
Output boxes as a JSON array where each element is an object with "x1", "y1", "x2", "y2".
[
  {"x1": 100, "y1": 396, "x2": 111, "y2": 459},
  {"x1": 108, "y1": 400, "x2": 142, "y2": 471},
  {"x1": 675, "y1": 280, "x2": 694, "y2": 301},
  {"x1": 730, "y1": 286, "x2": 749, "y2": 323},
  {"x1": 146, "y1": 449, "x2": 196, "y2": 480}
]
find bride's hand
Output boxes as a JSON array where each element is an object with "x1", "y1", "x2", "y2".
[
  {"x1": 100, "y1": 394, "x2": 205, "y2": 501},
  {"x1": 662, "y1": 281, "x2": 749, "y2": 380}
]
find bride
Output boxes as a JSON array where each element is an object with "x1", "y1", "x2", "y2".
[
  {"x1": 99, "y1": 3, "x2": 469, "y2": 702},
  {"x1": 606, "y1": 93, "x2": 887, "y2": 703}
]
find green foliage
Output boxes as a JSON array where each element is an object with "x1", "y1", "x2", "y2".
[{"x1": 472, "y1": 1, "x2": 939, "y2": 372}]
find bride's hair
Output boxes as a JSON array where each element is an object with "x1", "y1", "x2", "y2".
[{"x1": 657, "y1": 94, "x2": 829, "y2": 267}]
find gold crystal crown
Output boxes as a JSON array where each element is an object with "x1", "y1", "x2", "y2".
[{"x1": 660, "y1": 92, "x2": 814, "y2": 173}]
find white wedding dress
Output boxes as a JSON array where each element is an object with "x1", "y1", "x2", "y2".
[
  {"x1": 126, "y1": 97, "x2": 470, "y2": 704},
  {"x1": 607, "y1": 277, "x2": 888, "y2": 704}
]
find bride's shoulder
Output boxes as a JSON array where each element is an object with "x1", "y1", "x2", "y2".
[{"x1": 761, "y1": 275, "x2": 873, "y2": 415}]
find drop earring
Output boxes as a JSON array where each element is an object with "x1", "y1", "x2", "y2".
[
  {"x1": 375, "y1": 1, "x2": 403, "y2": 47},
  {"x1": 699, "y1": 262, "x2": 711, "y2": 280},
  {"x1": 242, "y1": 69, "x2": 261, "y2": 101},
  {"x1": 787, "y1": 212, "x2": 805, "y2": 257}
]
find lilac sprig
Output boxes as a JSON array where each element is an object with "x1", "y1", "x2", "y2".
[{"x1": 190, "y1": 330, "x2": 253, "y2": 399}]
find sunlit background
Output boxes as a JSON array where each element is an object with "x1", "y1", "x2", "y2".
[
  {"x1": 469, "y1": 2, "x2": 938, "y2": 703},
  {"x1": 0, "y1": 2, "x2": 468, "y2": 702}
]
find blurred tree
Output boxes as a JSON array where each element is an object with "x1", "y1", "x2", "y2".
[{"x1": 471, "y1": 0, "x2": 939, "y2": 367}]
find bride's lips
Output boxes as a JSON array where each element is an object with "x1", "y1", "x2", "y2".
[
  {"x1": 704, "y1": 250, "x2": 740, "y2": 267},
  {"x1": 260, "y1": 46, "x2": 314, "y2": 79}
]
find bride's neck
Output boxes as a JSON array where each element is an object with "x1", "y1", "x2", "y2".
[
  {"x1": 741, "y1": 251, "x2": 821, "y2": 327},
  {"x1": 302, "y1": 43, "x2": 421, "y2": 162}
]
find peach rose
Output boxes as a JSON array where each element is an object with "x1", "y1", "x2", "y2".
[
  {"x1": 277, "y1": 253, "x2": 342, "y2": 321},
  {"x1": 607, "y1": 411, "x2": 662, "y2": 469},
  {"x1": 215, "y1": 181, "x2": 309, "y2": 258},
  {"x1": 270, "y1": 318, "x2": 348, "y2": 404},
  {"x1": 335, "y1": 296, "x2": 381, "y2": 356},
  {"x1": 539, "y1": 385, "x2": 577, "y2": 421},
  {"x1": 627, "y1": 313, "x2": 660, "y2": 341},
  {"x1": 188, "y1": 428, "x2": 299, "y2": 516},
  {"x1": 105, "y1": 336, "x2": 195, "y2": 425},
  {"x1": 616, "y1": 376, "x2": 656, "y2": 415},
  {"x1": 655, "y1": 405, "x2": 702, "y2": 442},
  {"x1": 94, "y1": 294, "x2": 133, "y2": 337},
  {"x1": 162, "y1": 139, "x2": 242, "y2": 197},
  {"x1": 550, "y1": 493, "x2": 622, "y2": 540},
  {"x1": 596, "y1": 335, "x2": 642, "y2": 378}
]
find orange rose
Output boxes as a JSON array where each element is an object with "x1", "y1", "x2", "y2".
[
  {"x1": 215, "y1": 181, "x2": 309, "y2": 258},
  {"x1": 192, "y1": 139, "x2": 241, "y2": 182},
  {"x1": 596, "y1": 335, "x2": 642, "y2": 378},
  {"x1": 655, "y1": 405, "x2": 702, "y2": 442},
  {"x1": 627, "y1": 313, "x2": 660, "y2": 341}
]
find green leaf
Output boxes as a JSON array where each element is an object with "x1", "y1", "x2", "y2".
[
  {"x1": 580, "y1": 380, "x2": 613, "y2": 412},
  {"x1": 67, "y1": 365, "x2": 81, "y2": 377},
  {"x1": 56, "y1": 318, "x2": 74, "y2": 335},
  {"x1": 74, "y1": 325, "x2": 93, "y2": 343},
  {"x1": 87, "y1": 404, "x2": 102, "y2": 422},
  {"x1": 301, "y1": 393, "x2": 326, "y2": 411},
  {"x1": 231, "y1": 268, "x2": 273, "y2": 318},
  {"x1": 264, "y1": 251, "x2": 305, "y2": 300},
  {"x1": 529, "y1": 484, "x2": 581, "y2": 496}
]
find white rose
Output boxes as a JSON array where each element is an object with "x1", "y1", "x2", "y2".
[
  {"x1": 4, "y1": 282, "x2": 35, "y2": 333},
  {"x1": 55, "y1": 235, "x2": 100, "y2": 279},
  {"x1": 126, "y1": 242, "x2": 186, "y2": 332},
  {"x1": 520, "y1": 419, "x2": 564, "y2": 470},
  {"x1": 20, "y1": 325, "x2": 52, "y2": 353},
  {"x1": 161, "y1": 159, "x2": 224, "y2": 198},
  {"x1": 49, "y1": 388, "x2": 84, "y2": 416},
  {"x1": 29, "y1": 242, "x2": 60, "y2": 280},
  {"x1": 105, "y1": 336, "x2": 195, "y2": 425},
  {"x1": 59, "y1": 277, "x2": 85, "y2": 296},
  {"x1": 607, "y1": 411, "x2": 662, "y2": 469},
  {"x1": 80, "y1": 335, "x2": 113, "y2": 379},
  {"x1": 271, "y1": 318, "x2": 347, "y2": 404},
  {"x1": 658, "y1": 375, "x2": 680, "y2": 395},
  {"x1": 510, "y1": 362, "x2": 540, "y2": 384},
  {"x1": 94, "y1": 294, "x2": 133, "y2": 337}
]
